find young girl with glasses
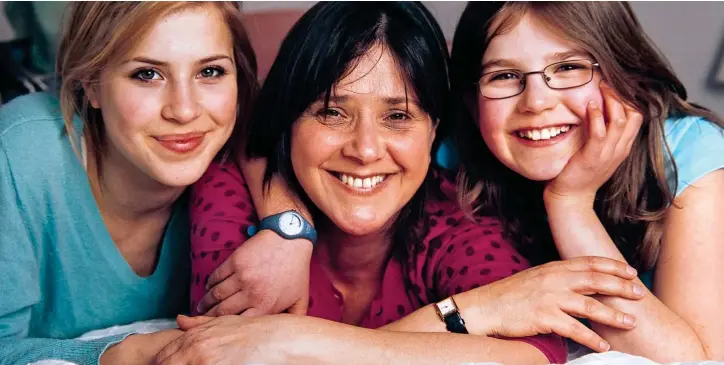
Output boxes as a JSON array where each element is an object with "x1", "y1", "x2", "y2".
[{"x1": 448, "y1": 2, "x2": 724, "y2": 361}]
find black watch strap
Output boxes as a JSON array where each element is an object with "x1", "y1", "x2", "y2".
[
  {"x1": 435, "y1": 296, "x2": 469, "y2": 334},
  {"x1": 444, "y1": 312, "x2": 469, "y2": 334}
]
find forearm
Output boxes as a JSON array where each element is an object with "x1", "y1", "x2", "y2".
[
  {"x1": 0, "y1": 334, "x2": 132, "y2": 365},
  {"x1": 545, "y1": 201, "x2": 708, "y2": 361},
  {"x1": 290, "y1": 317, "x2": 548, "y2": 365},
  {"x1": 240, "y1": 156, "x2": 313, "y2": 222},
  {"x1": 379, "y1": 292, "x2": 490, "y2": 336}
]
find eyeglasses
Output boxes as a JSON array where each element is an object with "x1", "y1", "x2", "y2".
[{"x1": 477, "y1": 59, "x2": 600, "y2": 100}]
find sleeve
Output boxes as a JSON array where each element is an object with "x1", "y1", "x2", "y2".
[
  {"x1": 666, "y1": 116, "x2": 724, "y2": 197},
  {"x1": 0, "y1": 141, "x2": 132, "y2": 365},
  {"x1": 430, "y1": 216, "x2": 568, "y2": 364},
  {"x1": 189, "y1": 161, "x2": 258, "y2": 313}
]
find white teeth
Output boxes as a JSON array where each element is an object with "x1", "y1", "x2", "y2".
[
  {"x1": 532, "y1": 130, "x2": 541, "y2": 140},
  {"x1": 518, "y1": 125, "x2": 572, "y2": 141},
  {"x1": 338, "y1": 174, "x2": 386, "y2": 189}
]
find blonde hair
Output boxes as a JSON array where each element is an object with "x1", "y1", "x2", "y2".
[{"x1": 56, "y1": 1, "x2": 258, "y2": 166}]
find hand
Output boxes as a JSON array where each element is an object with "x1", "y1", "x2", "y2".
[
  {"x1": 155, "y1": 314, "x2": 303, "y2": 365},
  {"x1": 461, "y1": 256, "x2": 645, "y2": 352},
  {"x1": 197, "y1": 229, "x2": 313, "y2": 317},
  {"x1": 544, "y1": 81, "x2": 644, "y2": 207},
  {"x1": 101, "y1": 329, "x2": 184, "y2": 365}
]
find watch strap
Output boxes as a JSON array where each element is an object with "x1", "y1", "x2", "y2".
[{"x1": 255, "y1": 210, "x2": 317, "y2": 244}]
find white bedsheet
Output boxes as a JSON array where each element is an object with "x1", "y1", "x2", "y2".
[{"x1": 27, "y1": 320, "x2": 724, "y2": 365}]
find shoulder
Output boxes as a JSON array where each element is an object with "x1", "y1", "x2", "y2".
[
  {"x1": 420, "y1": 169, "x2": 529, "y2": 268},
  {"x1": 0, "y1": 93, "x2": 87, "y2": 202},
  {"x1": 190, "y1": 159, "x2": 252, "y2": 217},
  {"x1": 0, "y1": 92, "x2": 77, "y2": 167},
  {"x1": 663, "y1": 115, "x2": 724, "y2": 197},
  {"x1": 191, "y1": 159, "x2": 247, "y2": 196},
  {"x1": 0, "y1": 92, "x2": 68, "y2": 137}
]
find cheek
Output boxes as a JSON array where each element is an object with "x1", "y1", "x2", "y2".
[
  {"x1": 199, "y1": 81, "x2": 238, "y2": 127},
  {"x1": 100, "y1": 81, "x2": 159, "y2": 140},
  {"x1": 477, "y1": 98, "x2": 515, "y2": 149},
  {"x1": 560, "y1": 79, "x2": 604, "y2": 121},
  {"x1": 290, "y1": 122, "x2": 340, "y2": 177},
  {"x1": 387, "y1": 131, "x2": 432, "y2": 175}
]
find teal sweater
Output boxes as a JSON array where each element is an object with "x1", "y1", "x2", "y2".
[{"x1": 0, "y1": 93, "x2": 190, "y2": 365}]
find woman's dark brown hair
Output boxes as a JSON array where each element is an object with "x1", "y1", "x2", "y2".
[{"x1": 451, "y1": 2, "x2": 724, "y2": 269}]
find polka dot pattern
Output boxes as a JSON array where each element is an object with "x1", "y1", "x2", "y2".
[{"x1": 188, "y1": 162, "x2": 564, "y2": 363}]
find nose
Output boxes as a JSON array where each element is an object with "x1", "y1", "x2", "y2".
[
  {"x1": 516, "y1": 74, "x2": 557, "y2": 115},
  {"x1": 161, "y1": 80, "x2": 201, "y2": 124},
  {"x1": 341, "y1": 117, "x2": 386, "y2": 165}
]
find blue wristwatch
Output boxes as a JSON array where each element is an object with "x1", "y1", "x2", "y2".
[{"x1": 248, "y1": 210, "x2": 317, "y2": 245}]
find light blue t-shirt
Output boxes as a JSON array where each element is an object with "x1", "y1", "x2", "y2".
[
  {"x1": 435, "y1": 115, "x2": 724, "y2": 288},
  {"x1": 0, "y1": 93, "x2": 190, "y2": 365}
]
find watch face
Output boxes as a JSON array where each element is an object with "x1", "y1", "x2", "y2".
[
  {"x1": 279, "y1": 212, "x2": 304, "y2": 236},
  {"x1": 436, "y1": 298, "x2": 457, "y2": 317}
]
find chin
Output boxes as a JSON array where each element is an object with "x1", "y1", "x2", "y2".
[
  {"x1": 514, "y1": 163, "x2": 566, "y2": 182},
  {"x1": 329, "y1": 213, "x2": 392, "y2": 237},
  {"x1": 151, "y1": 164, "x2": 209, "y2": 188}
]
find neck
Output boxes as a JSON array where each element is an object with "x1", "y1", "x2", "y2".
[
  {"x1": 314, "y1": 219, "x2": 394, "y2": 287},
  {"x1": 86, "y1": 144, "x2": 185, "y2": 244}
]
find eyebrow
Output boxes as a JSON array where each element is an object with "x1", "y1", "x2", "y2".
[
  {"x1": 316, "y1": 95, "x2": 421, "y2": 108},
  {"x1": 481, "y1": 49, "x2": 592, "y2": 72},
  {"x1": 121, "y1": 54, "x2": 233, "y2": 66}
]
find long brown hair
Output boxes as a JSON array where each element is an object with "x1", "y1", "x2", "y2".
[
  {"x1": 451, "y1": 2, "x2": 724, "y2": 269},
  {"x1": 56, "y1": 1, "x2": 258, "y2": 168}
]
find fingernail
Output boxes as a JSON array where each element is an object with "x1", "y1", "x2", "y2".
[
  {"x1": 600, "y1": 341, "x2": 610, "y2": 351},
  {"x1": 599, "y1": 80, "x2": 608, "y2": 88},
  {"x1": 617, "y1": 117, "x2": 626, "y2": 125},
  {"x1": 623, "y1": 314, "x2": 636, "y2": 326},
  {"x1": 196, "y1": 303, "x2": 203, "y2": 313},
  {"x1": 633, "y1": 284, "x2": 644, "y2": 296},
  {"x1": 627, "y1": 266, "x2": 637, "y2": 276},
  {"x1": 589, "y1": 100, "x2": 598, "y2": 109}
]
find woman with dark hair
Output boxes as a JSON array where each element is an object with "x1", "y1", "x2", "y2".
[
  {"x1": 170, "y1": 3, "x2": 644, "y2": 364},
  {"x1": 446, "y1": 2, "x2": 724, "y2": 362}
]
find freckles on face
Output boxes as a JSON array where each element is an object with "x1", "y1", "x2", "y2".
[
  {"x1": 290, "y1": 46, "x2": 435, "y2": 237},
  {"x1": 91, "y1": 5, "x2": 238, "y2": 188},
  {"x1": 475, "y1": 13, "x2": 605, "y2": 181}
]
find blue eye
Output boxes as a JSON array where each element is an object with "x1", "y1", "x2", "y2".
[
  {"x1": 490, "y1": 72, "x2": 520, "y2": 81},
  {"x1": 199, "y1": 67, "x2": 225, "y2": 78}
]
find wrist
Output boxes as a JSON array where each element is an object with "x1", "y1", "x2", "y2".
[
  {"x1": 255, "y1": 210, "x2": 317, "y2": 245},
  {"x1": 256, "y1": 229, "x2": 314, "y2": 253},
  {"x1": 455, "y1": 287, "x2": 496, "y2": 336},
  {"x1": 543, "y1": 187, "x2": 596, "y2": 211}
]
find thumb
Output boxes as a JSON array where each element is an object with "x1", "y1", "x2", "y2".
[
  {"x1": 287, "y1": 296, "x2": 309, "y2": 315},
  {"x1": 239, "y1": 307, "x2": 266, "y2": 318},
  {"x1": 177, "y1": 314, "x2": 214, "y2": 330}
]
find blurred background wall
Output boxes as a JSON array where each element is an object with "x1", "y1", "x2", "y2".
[{"x1": 1, "y1": 1, "x2": 722, "y2": 114}]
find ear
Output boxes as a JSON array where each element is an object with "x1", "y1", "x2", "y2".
[{"x1": 82, "y1": 83, "x2": 101, "y2": 109}]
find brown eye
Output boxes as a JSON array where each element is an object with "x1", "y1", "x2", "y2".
[
  {"x1": 388, "y1": 112, "x2": 409, "y2": 121},
  {"x1": 133, "y1": 69, "x2": 160, "y2": 81}
]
